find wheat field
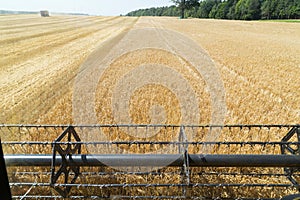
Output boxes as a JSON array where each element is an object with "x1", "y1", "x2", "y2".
[
  {"x1": 1, "y1": 15, "x2": 299, "y2": 125},
  {"x1": 0, "y1": 14, "x2": 300, "y2": 198}
]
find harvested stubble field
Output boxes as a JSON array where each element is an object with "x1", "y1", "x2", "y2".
[{"x1": 0, "y1": 14, "x2": 300, "y2": 198}]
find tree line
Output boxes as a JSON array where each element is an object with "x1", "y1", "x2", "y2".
[
  {"x1": 126, "y1": 6, "x2": 181, "y2": 17},
  {"x1": 126, "y1": 0, "x2": 300, "y2": 20},
  {"x1": 0, "y1": 10, "x2": 38, "y2": 15}
]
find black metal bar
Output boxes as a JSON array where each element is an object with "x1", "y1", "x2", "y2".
[
  {"x1": 9, "y1": 182, "x2": 298, "y2": 188},
  {"x1": 5, "y1": 154, "x2": 300, "y2": 167},
  {"x1": 0, "y1": 140, "x2": 12, "y2": 200},
  {"x1": 11, "y1": 170, "x2": 300, "y2": 177},
  {"x1": 3, "y1": 141, "x2": 300, "y2": 145},
  {"x1": 1, "y1": 124, "x2": 299, "y2": 128},
  {"x1": 10, "y1": 195, "x2": 281, "y2": 200}
]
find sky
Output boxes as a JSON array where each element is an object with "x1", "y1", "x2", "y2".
[{"x1": 0, "y1": 0, "x2": 174, "y2": 16}]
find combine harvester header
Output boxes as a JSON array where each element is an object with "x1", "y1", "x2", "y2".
[{"x1": 1, "y1": 124, "x2": 300, "y2": 199}]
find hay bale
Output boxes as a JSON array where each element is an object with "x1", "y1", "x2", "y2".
[{"x1": 40, "y1": 10, "x2": 50, "y2": 17}]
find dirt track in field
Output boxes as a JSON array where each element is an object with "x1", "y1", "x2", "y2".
[{"x1": 0, "y1": 15, "x2": 299, "y2": 125}]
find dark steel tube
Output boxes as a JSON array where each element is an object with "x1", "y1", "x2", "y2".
[
  {"x1": 4, "y1": 154, "x2": 300, "y2": 167},
  {"x1": 189, "y1": 154, "x2": 300, "y2": 167}
]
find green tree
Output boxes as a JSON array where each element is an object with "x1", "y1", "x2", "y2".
[
  {"x1": 213, "y1": 1, "x2": 227, "y2": 19},
  {"x1": 248, "y1": 0, "x2": 261, "y2": 20},
  {"x1": 261, "y1": 0, "x2": 276, "y2": 19},
  {"x1": 198, "y1": 0, "x2": 220, "y2": 18},
  {"x1": 172, "y1": 0, "x2": 200, "y2": 18},
  {"x1": 235, "y1": 0, "x2": 245, "y2": 19},
  {"x1": 274, "y1": 0, "x2": 288, "y2": 19},
  {"x1": 225, "y1": 0, "x2": 238, "y2": 19},
  {"x1": 235, "y1": 0, "x2": 261, "y2": 20},
  {"x1": 286, "y1": 0, "x2": 300, "y2": 19},
  {"x1": 209, "y1": 4, "x2": 216, "y2": 18}
]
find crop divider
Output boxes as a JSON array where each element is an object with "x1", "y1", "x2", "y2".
[{"x1": 51, "y1": 126, "x2": 81, "y2": 197}]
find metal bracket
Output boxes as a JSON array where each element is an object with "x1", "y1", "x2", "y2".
[
  {"x1": 281, "y1": 126, "x2": 300, "y2": 191},
  {"x1": 179, "y1": 126, "x2": 190, "y2": 197},
  {"x1": 51, "y1": 126, "x2": 81, "y2": 197}
]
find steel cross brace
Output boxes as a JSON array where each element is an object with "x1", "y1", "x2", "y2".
[
  {"x1": 51, "y1": 126, "x2": 81, "y2": 197},
  {"x1": 281, "y1": 126, "x2": 300, "y2": 191}
]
